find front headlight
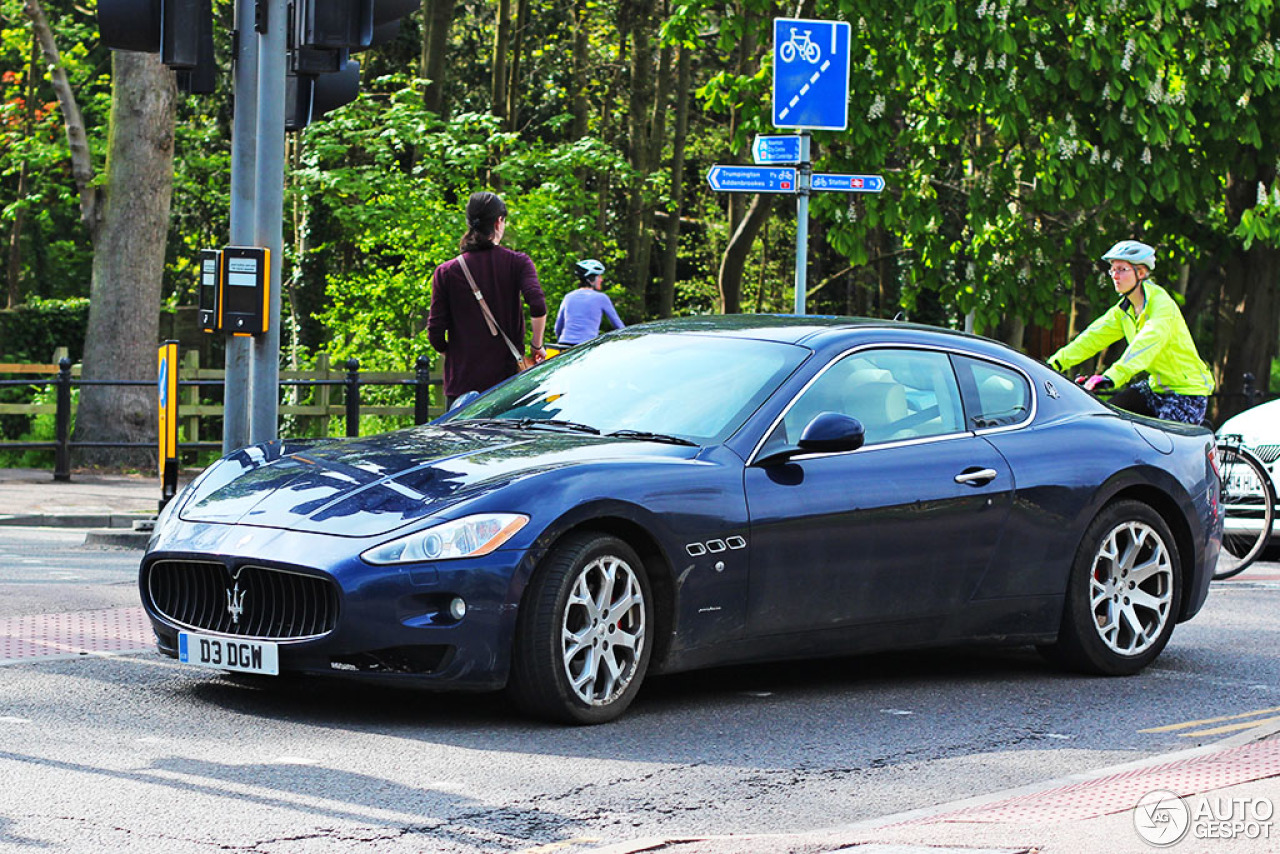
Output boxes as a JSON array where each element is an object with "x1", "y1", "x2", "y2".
[{"x1": 361, "y1": 513, "x2": 529, "y2": 565}]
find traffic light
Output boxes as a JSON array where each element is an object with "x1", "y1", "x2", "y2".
[
  {"x1": 98, "y1": 0, "x2": 217, "y2": 93},
  {"x1": 285, "y1": 0, "x2": 419, "y2": 131}
]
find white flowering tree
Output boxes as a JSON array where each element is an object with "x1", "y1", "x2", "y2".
[{"x1": 812, "y1": 0, "x2": 1280, "y2": 410}]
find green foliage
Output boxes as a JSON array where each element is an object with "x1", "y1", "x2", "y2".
[
  {"x1": 0, "y1": 296, "x2": 89, "y2": 362},
  {"x1": 0, "y1": 384, "x2": 76, "y2": 466},
  {"x1": 293, "y1": 91, "x2": 630, "y2": 372}
]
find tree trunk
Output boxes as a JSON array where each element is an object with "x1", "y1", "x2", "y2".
[
  {"x1": 74, "y1": 52, "x2": 177, "y2": 468},
  {"x1": 621, "y1": 0, "x2": 657, "y2": 319},
  {"x1": 658, "y1": 45, "x2": 692, "y2": 319},
  {"x1": 1214, "y1": 244, "x2": 1280, "y2": 422},
  {"x1": 24, "y1": 0, "x2": 98, "y2": 235},
  {"x1": 491, "y1": 0, "x2": 511, "y2": 125},
  {"x1": 421, "y1": 0, "x2": 455, "y2": 116},
  {"x1": 718, "y1": 194, "x2": 774, "y2": 314},
  {"x1": 570, "y1": 0, "x2": 589, "y2": 141},
  {"x1": 504, "y1": 0, "x2": 528, "y2": 132},
  {"x1": 6, "y1": 32, "x2": 40, "y2": 308},
  {"x1": 1212, "y1": 169, "x2": 1280, "y2": 423}
]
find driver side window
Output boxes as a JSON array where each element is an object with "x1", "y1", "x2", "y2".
[{"x1": 767, "y1": 348, "x2": 965, "y2": 450}]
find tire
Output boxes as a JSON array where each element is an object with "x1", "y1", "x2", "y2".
[
  {"x1": 1042, "y1": 500, "x2": 1180, "y2": 676},
  {"x1": 780, "y1": 42, "x2": 796, "y2": 63},
  {"x1": 509, "y1": 532, "x2": 653, "y2": 724},
  {"x1": 1213, "y1": 445, "x2": 1275, "y2": 580}
]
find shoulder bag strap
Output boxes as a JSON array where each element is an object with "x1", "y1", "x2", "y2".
[{"x1": 457, "y1": 255, "x2": 524, "y2": 363}]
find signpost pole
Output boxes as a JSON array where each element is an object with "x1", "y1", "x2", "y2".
[{"x1": 794, "y1": 132, "x2": 811, "y2": 315}]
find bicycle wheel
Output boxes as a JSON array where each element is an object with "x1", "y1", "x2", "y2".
[{"x1": 1214, "y1": 444, "x2": 1276, "y2": 580}]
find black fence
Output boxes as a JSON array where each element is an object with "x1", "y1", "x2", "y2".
[{"x1": 0, "y1": 356, "x2": 436, "y2": 482}]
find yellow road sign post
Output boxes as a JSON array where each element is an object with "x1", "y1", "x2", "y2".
[{"x1": 157, "y1": 340, "x2": 180, "y2": 510}]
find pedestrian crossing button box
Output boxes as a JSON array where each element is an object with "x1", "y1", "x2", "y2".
[
  {"x1": 219, "y1": 246, "x2": 270, "y2": 335},
  {"x1": 198, "y1": 248, "x2": 220, "y2": 332}
]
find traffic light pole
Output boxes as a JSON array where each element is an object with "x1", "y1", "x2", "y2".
[
  {"x1": 249, "y1": 0, "x2": 286, "y2": 445},
  {"x1": 223, "y1": 0, "x2": 259, "y2": 454}
]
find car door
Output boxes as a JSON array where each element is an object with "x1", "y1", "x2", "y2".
[{"x1": 743, "y1": 347, "x2": 1015, "y2": 635}]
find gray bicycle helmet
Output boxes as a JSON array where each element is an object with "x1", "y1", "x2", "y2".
[
  {"x1": 1101, "y1": 240, "x2": 1156, "y2": 270},
  {"x1": 574, "y1": 259, "x2": 606, "y2": 282}
]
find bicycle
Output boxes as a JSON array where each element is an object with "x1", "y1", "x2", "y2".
[
  {"x1": 1073, "y1": 375, "x2": 1275, "y2": 579},
  {"x1": 1213, "y1": 433, "x2": 1276, "y2": 579}
]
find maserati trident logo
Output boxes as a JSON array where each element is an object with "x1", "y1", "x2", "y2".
[{"x1": 226, "y1": 583, "x2": 246, "y2": 625}]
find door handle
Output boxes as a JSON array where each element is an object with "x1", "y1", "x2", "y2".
[{"x1": 954, "y1": 468, "x2": 998, "y2": 485}]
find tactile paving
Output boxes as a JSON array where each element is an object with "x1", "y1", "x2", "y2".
[
  {"x1": 901, "y1": 739, "x2": 1280, "y2": 825},
  {"x1": 0, "y1": 607, "x2": 153, "y2": 663}
]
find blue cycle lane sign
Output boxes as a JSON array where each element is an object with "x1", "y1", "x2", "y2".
[
  {"x1": 706, "y1": 165, "x2": 797, "y2": 194},
  {"x1": 772, "y1": 18, "x2": 851, "y2": 130}
]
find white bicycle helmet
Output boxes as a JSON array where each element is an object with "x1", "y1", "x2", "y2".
[
  {"x1": 1101, "y1": 240, "x2": 1156, "y2": 270},
  {"x1": 574, "y1": 259, "x2": 605, "y2": 282}
]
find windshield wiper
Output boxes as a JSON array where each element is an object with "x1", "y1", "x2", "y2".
[
  {"x1": 509, "y1": 418, "x2": 601, "y2": 435},
  {"x1": 458, "y1": 417, "x2": 599, "y2": 434},
  {"x1": 605, "y1": 429, "x2": 698, "y2": 446}
]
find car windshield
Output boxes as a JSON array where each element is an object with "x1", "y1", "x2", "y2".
[{"x1": 444, "y1": 332, "x2": 808, "y2": 444}]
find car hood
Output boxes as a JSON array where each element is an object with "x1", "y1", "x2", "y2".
[
  {"x1": 178, "y1": 424, "x2": 697, "y2": 537},
  {"x1": 1219, "y1": 398, "x2": 1280, "y2": 449}
]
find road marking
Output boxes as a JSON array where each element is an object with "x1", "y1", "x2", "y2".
[
  {"x1": 1139, "y1": 705, "x2": 1280, "y2": 736},
  {"x1": 1174, "y1": 714, "x2": 1280, "y2": 737},
  {"x1": 517, "y1": 839, "x2": 601, "y2": 853}
]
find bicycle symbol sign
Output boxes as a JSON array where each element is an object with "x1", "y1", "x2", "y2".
[
  {"x1": 772, "y1": 18, "x2": 851, "y2": 131},
  {"x1": 779, "y1": 27, "x2": 821, "y2": 65}
]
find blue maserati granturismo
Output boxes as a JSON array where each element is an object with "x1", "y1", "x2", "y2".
[{"x1": 140, "y1": 316, "x2": 1223, "y2": 723}]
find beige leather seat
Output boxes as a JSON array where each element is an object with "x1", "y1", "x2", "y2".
[{"x1": 844, "y1": 371, "x2": 908, "y2": 443}]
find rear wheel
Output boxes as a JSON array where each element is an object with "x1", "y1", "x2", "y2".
[
  {"x1": 509, "y1": 532, "x2": 652, "y2": 724},
  {"x1": 1214, "y1": 445, "x2": 1275, "y2": 580},
  {"x1": 1042, "y1": 500, "x2": 1180, "y2": 676}
]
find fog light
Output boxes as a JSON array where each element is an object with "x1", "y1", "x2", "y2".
[{"x1": 448, "y1": 597, "x2": 467, "y2": 621}]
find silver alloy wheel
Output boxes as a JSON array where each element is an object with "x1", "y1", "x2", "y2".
[
  {"x1": 560, "y1": 554, "x2": 647, "y2": 706},
  {"x1": 1088, "y1": 520, "x2": 1174, "y2": 656}
]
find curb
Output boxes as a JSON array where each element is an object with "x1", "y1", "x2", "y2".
[
  {"x1": 584, "y1": 722, "x2": 1280, "y2": 854},
  {"x1": 0, "y1": 512, "x2": 153, "y2": 530},
  {"x1": 83, "y1": 529, "x2": 152, "y2": 549}
]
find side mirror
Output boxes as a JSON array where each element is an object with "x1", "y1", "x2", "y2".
[{"x1": 798, "y1": 412, "x2": 865, "y2": 453}]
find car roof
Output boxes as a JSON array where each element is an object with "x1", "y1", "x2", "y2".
[{"x1": 624, "y1": 314, "x2": 982, "y2": 347}]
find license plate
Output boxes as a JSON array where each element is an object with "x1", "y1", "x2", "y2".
[{"x1": 178, "y1": 632, "x2": 279, "y2": 676}]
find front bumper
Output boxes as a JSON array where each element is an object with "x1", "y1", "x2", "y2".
[{"x1": 141, "y1": 522, "x2": 538, "y2": 691}]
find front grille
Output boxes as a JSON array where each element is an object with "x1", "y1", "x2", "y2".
[
  {"x1": 1252, "y1": 444, "x2": 1280, "y2": 464},
  {"x1": 146, "y1": 560, "x2": 339, "y2": 640}
]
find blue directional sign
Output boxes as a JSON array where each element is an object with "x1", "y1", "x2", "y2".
[
  {"x1": 706, "y1": 165, "x2": 797, "y2": 194},
  {"x1": 772, "y1": 18, "x2": 851, "y2": 130},
  {"x1": 752, "y1": 135, "x2": 803, "y2": 165},
  {"x1": 811, "y1": 173, "x2": 885, "y2": 193}
]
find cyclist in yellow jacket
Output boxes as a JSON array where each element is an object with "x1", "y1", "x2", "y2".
[{"x1": 1047, "y1": 240, "x2": 1214, "y2": 424}]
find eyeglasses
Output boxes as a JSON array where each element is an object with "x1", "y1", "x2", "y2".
[{"x1": 1108, "y1": 266, "x2": 1135, "y2": 277}]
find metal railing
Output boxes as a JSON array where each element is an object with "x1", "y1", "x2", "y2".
[{"x1": 0, "y1": 355, "x2": 439, "y2": 481}]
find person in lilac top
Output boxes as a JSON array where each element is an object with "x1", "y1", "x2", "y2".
[
  {"x1": 427, "y1": 192, "x2": 547, "y2": 407},
  {"x1": 554, "y1": 259, "x2": 626, "y2": 346}
]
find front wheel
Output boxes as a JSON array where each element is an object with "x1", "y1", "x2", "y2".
[
  {"x1": 1214, "y1": 444, "x2": 1275, "y2": 580},
  {"x1": 1041, "y1": 500, "x2": 1180, "y2": 676},
  {"x1": 509, "y1": 532, "x2": 653, "y2": 724}
]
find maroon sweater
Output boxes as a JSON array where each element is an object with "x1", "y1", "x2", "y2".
[{"x1": 427, "y1": 247, "x2": 547, "y2": 398}]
